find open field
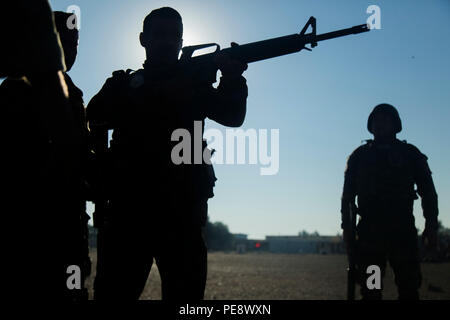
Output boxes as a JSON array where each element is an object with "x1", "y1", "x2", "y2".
[{"x1": 85, "y1": 250, "x2": 450, "y2": 300}]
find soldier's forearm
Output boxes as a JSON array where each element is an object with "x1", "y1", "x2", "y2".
[
  {"x1": 208, "y1": 76, "x2": 248, "y2": 127},
  {"x1": 422, "y1": 192, "x2": 439, "y2": 229},
  {"x1": 416, "y1": 170, "x2": 439, "y2": 228}
]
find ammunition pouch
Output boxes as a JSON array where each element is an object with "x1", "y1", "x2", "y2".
[
  {"x1": 196, "y1": 140, "x2": 217, "y2": 199},
  {"x1": 194, "y1": 140, "x2": 217, "y2": 226}
]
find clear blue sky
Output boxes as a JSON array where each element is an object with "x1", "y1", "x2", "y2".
[{"x1": 48, "y1": 0, "x2": 449, "y2": 239}]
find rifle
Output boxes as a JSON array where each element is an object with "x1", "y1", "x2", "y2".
[
  {"x1": 347, "y1": 202, "x2": 358, "y2": 300},
  {"x1": 179, "y1": 16, "x2": 370, "y2": 83}
]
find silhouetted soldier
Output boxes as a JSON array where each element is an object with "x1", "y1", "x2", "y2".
[
  {"x1": 53, "y1": 11, "x2": 92, "y2": 300},
  {"x1": 87, "y1": 7, "x2": 247, "y2": 300},
  {"x1": 0, "y1": 4, "x2": 88, "y2": 300},
  {"x1": 341, "y1": 104, "x2": 439, "y2": 300}
]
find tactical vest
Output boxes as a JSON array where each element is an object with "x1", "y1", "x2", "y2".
[
  {"x1": 354, "y1": 139, "x2": 418, "y2": 214},
  {"x1": 97, "y1": 68, "x2": 217, "y2": 225}
]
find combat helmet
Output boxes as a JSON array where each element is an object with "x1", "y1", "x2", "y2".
[{"x1": 367, "y1": 103, "x2": 402, "y2": 134}]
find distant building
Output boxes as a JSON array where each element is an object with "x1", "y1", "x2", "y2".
[
  {"x1": 232, "y1": 233, "x2": 345, "y2": 254},
  {"x1": 232, "y1": 234, "x2": 268, "y2": 254},
  {"x1": 265, "y1": 235, "x2": 345, "y2": 254}
]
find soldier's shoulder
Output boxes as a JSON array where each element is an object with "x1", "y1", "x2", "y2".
[
  {"x1": 349, "y1": 140, "x2": 373, "y2": 158},
  {"x1": 111, "y1": 68, "x2": 135, "y2": 79},
  {"x1": 0, "y1": 77, "x2": 33, "y2": 99},
  {"x1": 398, "y1": 140, "x2": 428, "y2": 161},
  {"x1": 392, "y1": 139, "x2": 428, "y2": 162},
  {"x1": 102, "y1": 68, "x2": 138, "y2": 89},
  {"x1": 64, "y1": 73, "x2": 83, "y2": 99},
  {"x1": 0, "y1": 77, "x2": 31, "y2": 90}
]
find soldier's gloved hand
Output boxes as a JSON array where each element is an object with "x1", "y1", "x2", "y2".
[
  {"x1": 215, "y1": 42, "x2": 248, "y2": 78},
  {"x1": 422, "y1": 227, "x2": 438, "y2": 251}
]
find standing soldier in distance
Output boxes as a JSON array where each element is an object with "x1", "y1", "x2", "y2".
[
  {"x1": 87, "y1": 7, "x2": 248, "y2": 300},
  {"x1": 341, "y1": 104, "x2": 439, "y2": 300}
]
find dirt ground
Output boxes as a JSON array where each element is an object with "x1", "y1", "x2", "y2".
[{"x1": 85, "y1": 250, "x2": 450, "y2": 300}]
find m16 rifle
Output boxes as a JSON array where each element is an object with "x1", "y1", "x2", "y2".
[{"x1": 179, "y1": 16, "x2": 370, "y2": 83}]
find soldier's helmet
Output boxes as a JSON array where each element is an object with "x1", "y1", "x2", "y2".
[{"x1": 367, "y1": 103, "x2": 402, "y2": 134}]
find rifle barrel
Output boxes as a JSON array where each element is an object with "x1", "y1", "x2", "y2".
[
  {"x1": 218, "y1": 23, "x2": 370, "y2": 64},
  {"x1": 315, "y1": 24, "x2": 370, "y2": 42}
]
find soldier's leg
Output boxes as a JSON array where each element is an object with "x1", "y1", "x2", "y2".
[
  {"x1": 56, "y1": 199, "x2": 91, "y2": 301},
  {"x1": 155, "y1": 226, "x2": 207, "y2": 300},
  {"x1": 388, "y1": 226, "x2": 422, "y2": 300},
  {"x1": 31, "y1": 195, "x2": 86, "y2": 300},
  {"x1": 356, "y1": 221, "x2": 387, "y2": 300},
  {"x1": 94, "y1": 215, "x2": 154, "y2": 300}
]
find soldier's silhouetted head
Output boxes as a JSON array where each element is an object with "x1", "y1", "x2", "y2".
[
  {"x1": 140, "y1": 7, "x2": 183, "y2": 65},
  {"x1": 368, "y1": 103, "x2": 402, "y2": 139},
  {"x1": 54, "y1": 11, "x2": 79, "y2": 72}
]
